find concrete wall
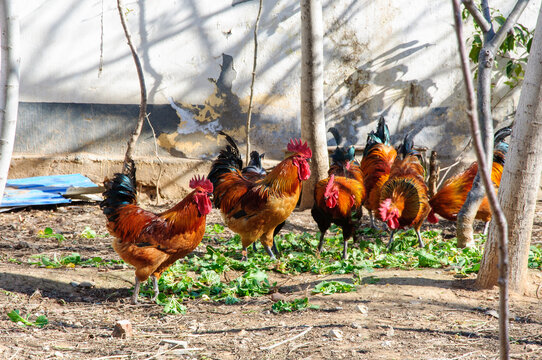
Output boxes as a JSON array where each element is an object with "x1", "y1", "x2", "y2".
[{"x1": 11, "y1": 0, "x2": 542, "y2": 198}]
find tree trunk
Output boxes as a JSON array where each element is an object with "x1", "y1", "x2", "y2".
[
  {"x1": 456, "y1": 0, "x2": 530, "y2": 248},
  {"x1": 299, "y1": 0, "x2": 328, "y2": 210},
  {"x1": 0, "y1": 0, "x2": 19, "y2": 205},
  {"x1": 477, "y1": 2, "x2": 542, "y2": 292}
]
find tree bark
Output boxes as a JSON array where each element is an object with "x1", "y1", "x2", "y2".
[
  {"x1": 0, "y1": 0, "x2": 19, "y2": 205},
  {"x1": 299, "y1": 0, "x2": 328, "y2": 210},
  {"x1": 456, "y1": 0, "x2": 530, "y2": 248},
  {"x1": 477, "y1": 2, "x2": 542, "y2": 293},
  {"x1": 452, "y1": 2, "x2": 510, "y2": 358},
  {"x1": 117, "y1": 0, "x2": 147, "y2": 174}
]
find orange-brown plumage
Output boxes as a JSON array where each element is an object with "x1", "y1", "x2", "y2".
[
  {"x1": 208, "y1": 137, "x2": 312, "y2": 260},
  {"x1": 359, "y1": 117, "x2": 397, "y2": 226},
  {"x1": 427, "y1": 126, "x2": 511, "y2": 224},
  {"x1": 361, "y1": 144, "x2": 397, "y2": 213},
  {"x1": 101, "y1": 165, "x2": 212, "y2": 304},
  {"x1": 378, "y1": 134, "x2": 430, "y2": 249},
  {"x1": 312, "y1": 174, "x2": 365, "y2": 258}
]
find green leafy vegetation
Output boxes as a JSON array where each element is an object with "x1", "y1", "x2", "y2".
[
  {"x1": 7, "y1": 310, "x2": 48, "y2": 328},
  {"x1": 80, "y1": 226, "x2": 109, "y2": 239},
  {"x1": 528, "y1": 245, "x2": 542, "y2": 270},
  {"x1": 271, "y1": 297, "x2": 318, "y2": 313},
  {"x1": 312, "y1": 281, "x2": 357, "y2": 295},
  {"x1": 47, "y1": 220, "x2": 541, "y2": 315},
  {"x1": 37, "y1": 227, "x2": 66, "y2": 244},
  {"x1": 463, "y1": 7, "x2": 533, "y2": 89},
  {"x1": 28, "y1": 253, "x2": 123, "y2": 268},
  {"x1": 141, "y1": 224, "x2": 542, "y2": 314}
]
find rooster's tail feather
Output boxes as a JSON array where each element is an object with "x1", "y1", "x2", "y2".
[
  {"x1": 398, "y1": 133, "x2": 419, "y2": 159},
  {"x1": 328, "y1": 127, "x2": 342, "y2": 146},
  {"x1": 243, "y1": 151, "x2": 266, "y2": 176},
  {"x1": 100, "y1": 166, "x2": 137, "y2": 222},
  {"x1": 493, "y1": 126, "x2": 512, "y2": 165},
  {"x1": 364, "y1": 117, "x2": 391, "y2": 157},
  {"x1": 208, "y1": 131, "x2": 244, "y2": 190},
  {"x1": 494, "y1": 126, "x2": 512, "y2": 144},
  {"x1": 375, "y1": 116, "x2": 391, "y2": 145}
]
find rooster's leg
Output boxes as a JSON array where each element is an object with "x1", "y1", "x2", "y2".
[
  {"x1": 264, "y1": 245, "x2": 276, "y2": 261},
  {"x1": 272, "y1": 241, "x2": 280, "y2": 257},
  {"x1": 150, "y1": 276, "x2": 159, "y2": 302},
  {"x1": 317, "y1": 231, "x2": 326, "y2": 253},
  {"x1": 342, "y1": 240, "x2": 348, "y2": 260},
  {"x1": 386, "y1": 231, "x2": 396, "y2": 250},
  {"x1": 415, "y1": 229, "x2": 425, "y2": 248},
  {"x1": 483, "y1": 221, "x2": 490, "y2": 236},
  {"x1": 131, "y1": 277, "x2": 141, "y2": 305},
  {"x1": 369, "y1": 212, "x2": 376, "y2": 228},
  {"x1": 252, "y1": 242, "x2": 258, "y2": 252},
  {"x1": 241, "y1": 247, "x2": 248, "y2": 262}
]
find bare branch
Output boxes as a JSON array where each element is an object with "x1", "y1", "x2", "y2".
[
  {"x1": 437, "y1": 138, "x2": 472, "y2": 189},
  {"x1": 462, "y1": 0, "x2": 492, "y2": 33},
  {"x1": 245, "y1": 0, "x2": 263, "y2": 164},
  {"x1": 117, "y1": 0, "x2": 148, "y2": 174},
  {"x1": 145, "y1": 114, "x2": 163, "y2": 205},
  {"x1": 487, "y1": 0, "x2": 530, "y2": 51},
  {"x1": 451, "y1": 1, "x2": 510, "y2": 360},
  {"x1": 428, "y1": 151, "x2": 439, "y2": 198}
]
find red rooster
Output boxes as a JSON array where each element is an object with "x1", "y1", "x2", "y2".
[
  {"x1": 359, "y1": 117, "x2": 397, "y2": 228},
  {"x1": 427, "y1": 126, "x2": 511, "y2": 228},
  {"x1": 101, "y1": 162, "x2": 213, "y2": 304},
  {"x1": 378, "y1": 134, "x2": 431, "y2": 249},
  {"x1": 312, "y1": 128, "x2": 366, "y2": 259},
  {"x1": 208, "y1": 137, "x2": 312, "y2": 260},
  {"x1": 312, "y1": 174, "x2": 365, "y2": 259},
  {"x1": 218, "y1": 132, "x2": 285, "y2": 255}
]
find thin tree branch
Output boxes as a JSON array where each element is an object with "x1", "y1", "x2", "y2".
[
  {"x1": 436, "y1": 138, "x2": 472, "y2": 189},
  {"x1": 98, "y1": 0, "x2": 104, "y2": 77},
  {"x1": 117, "y1": 0, "x2": 148, "y2": 174},
  {"x1": 245, "y1": 0, "x2": 263, "y2": 164},
  {"x1": 481, "y1": 0, "x2": 495, "y2": 38},
  {"x1": 462, "y1": 0, "x2": 492, "y2": 33},
  {"x1": 452, "y1": 2, "x2": 510, "y2": 360},
  {"x1": 487, "y1": 0, "x2": 530, "y2": 51},
  {"x1": 145, "y1": 113, "x2": 163, "y2": 205}
]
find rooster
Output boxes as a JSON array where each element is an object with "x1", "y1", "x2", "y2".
[
  {"x1": 100, "y1": 161, "x2": 213, "y2": 304},
  {"x1": 208, "y1": 136, "x2": 312, "y2": 260},
  {"x1": 359, "y1": 117, "x2": 398, "y2": 228},
  {"x1": 427, "y1": 126, "x2": 511, "y2": 229},
  {"x1": 312, "y1": 128, "x2": 366, "y2": 259},
  {"x1": 312, "y1": 174, "x2": 365, "y2": 259},
  {"x1": 378, "y1": 133, "x2": 431, "y2": 249},
  {"x1": 217, "y1": 132, "x2": 285, "y2": 254}
]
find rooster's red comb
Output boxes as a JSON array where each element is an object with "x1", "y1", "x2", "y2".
[
  {"x1": 287, "y1": 138, "x2": 312, "y2": 158},
  {"x1": 324, "y1": 174, "x2": 335, "y2": 196},
  {"x1": 189, "y1": 175, "x2": 213, "y2": 193}
]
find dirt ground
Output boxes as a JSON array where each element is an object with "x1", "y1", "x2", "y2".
[{"x1": 0, "y1": 201, "x2": 541, "y2": 360}]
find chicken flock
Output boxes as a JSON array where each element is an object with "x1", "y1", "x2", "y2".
[{"x1": 101, "y1": 118, "x2": 511, "y2": 303}]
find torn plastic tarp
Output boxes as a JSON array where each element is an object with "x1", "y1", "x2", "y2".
[{"x1": 1, "y1": 174, "x2": 101, "y2": 208}]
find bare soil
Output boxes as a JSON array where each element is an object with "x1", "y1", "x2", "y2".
[{"x1": 0, "y1": 201, "x2": 541, "y2": 360}]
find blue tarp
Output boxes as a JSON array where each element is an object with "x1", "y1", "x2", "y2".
[{"x1": 1, "y1": 174, "x2": 99, "y2": 207}]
